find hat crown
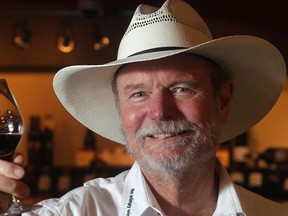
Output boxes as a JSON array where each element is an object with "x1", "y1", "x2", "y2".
[{"x1": 117, "y1": 0, "x2": 212, "y2": 59}]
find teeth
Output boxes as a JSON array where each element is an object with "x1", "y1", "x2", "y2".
[{"x1": 152, "y1": 133, "x2": 174, "y2": 138}]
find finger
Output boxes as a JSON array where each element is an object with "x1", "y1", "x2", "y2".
[
  {"x1": 12, "y1": 153, "x2": 25, "y2": 167},
  {"x1": 0, "y1": 159, "x2": 25, "y2": 179},
  {"x1": 0, "y1": 192, "x2": 12, "y2": 214},
  {"x1": 0, "y1": 175, "x2": 30, "y2": 198}
]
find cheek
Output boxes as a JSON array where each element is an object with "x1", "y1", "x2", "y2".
[
  {"x1": 180, "y1": 98, "x2": 216, "y2": 125},
  {"x1": 120, "y1": 106, "x2": 144, "y2": 136}
]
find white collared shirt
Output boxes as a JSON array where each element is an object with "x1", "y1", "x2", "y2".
[{"x1": 23, "y1": 162, "x2": 288, "y2": 216}]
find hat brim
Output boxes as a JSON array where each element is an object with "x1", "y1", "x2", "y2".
[{"x1": 53, "y1": 35, "x2": 286, "y2": 144}]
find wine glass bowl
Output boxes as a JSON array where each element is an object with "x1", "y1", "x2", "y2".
[
  {"x1": 0, "y1": 79, "x2": 41, "y2": 215},
  {"x1": 0, "y1": 80, "x2": 23, "y2": 161}
]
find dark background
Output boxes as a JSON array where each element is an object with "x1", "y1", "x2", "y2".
[{"x1": 0, "y1": 0, "x2": 287, "y2": 71}]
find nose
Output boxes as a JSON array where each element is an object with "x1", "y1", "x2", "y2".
[{"x1": 147, "y1": 91, "x2": 177, "y2": 121}]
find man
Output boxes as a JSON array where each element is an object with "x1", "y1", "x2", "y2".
[{"x1": 0, "y1": 0, "x2": 287, "y2": 215}]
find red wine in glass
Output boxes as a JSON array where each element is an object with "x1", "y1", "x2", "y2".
[
  {"x1": 0, "y1": 134, "x2": 21, "y2": 161},
  {"x1": 0, "y1": 79, "x2": 41, "y2": 215}
]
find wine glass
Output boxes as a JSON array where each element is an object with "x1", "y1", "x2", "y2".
[{"x1": 0, "y1": 79, "x2": 41, "y2": 215}]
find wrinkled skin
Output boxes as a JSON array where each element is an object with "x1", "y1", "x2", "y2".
[{"x1": 115, "y1": 54, "x2": 233, "y2": 215}]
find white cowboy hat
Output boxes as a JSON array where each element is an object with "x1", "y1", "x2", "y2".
[{"x1": 53, "y1": 0, "x2": 286, "y2": 144}]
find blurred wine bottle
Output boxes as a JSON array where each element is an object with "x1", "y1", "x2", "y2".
[
  {"x1": 41, "y1": 114, "x2": 55, "y2": 166},
  {"x1": 27, "y1": 115, "x2": 42, "y2": 171},
  {"x1": 259, "y1": 148, "x2": 288, "y2": 168},
  {"x1": 75, "y1": 129, "x2": 97, "y2": 167},
  {"x1": 232, "y1": 132, "x2": 250, "y2": 169},
  {"x1": 229, "y1": 132, "x2": 250, "y2": 187},
  {"x1": 84, "y1": 129, "x2": 96, "y2": 150}
]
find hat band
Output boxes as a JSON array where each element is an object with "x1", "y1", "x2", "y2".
[{"x1": 128, "y1": 46, "x2": 185, "y2": 57}]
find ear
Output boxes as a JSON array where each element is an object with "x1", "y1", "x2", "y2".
[{"x1": 218, "y1": 80, "x2": 234, "y2": 124}]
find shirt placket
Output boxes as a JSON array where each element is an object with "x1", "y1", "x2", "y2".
[{"x1": 121, "y1": 162, "x2": 159, "y2": 216}]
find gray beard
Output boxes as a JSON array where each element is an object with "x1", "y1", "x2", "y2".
[{"x1": 124, "y1": 120, "x2": 219, "y2": 178}]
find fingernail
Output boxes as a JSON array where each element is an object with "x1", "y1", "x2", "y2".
[{"x1": 14, "y1": 168, "x2": 24, "y2": 178}]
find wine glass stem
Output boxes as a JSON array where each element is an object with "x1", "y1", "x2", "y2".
[{"x1": 4, "y1": 197, "x2": 23, "y2": 216}]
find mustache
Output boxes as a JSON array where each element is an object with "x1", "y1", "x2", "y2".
[{"x1": 136, "y1": 120, "x2": 200, "y2": 142}]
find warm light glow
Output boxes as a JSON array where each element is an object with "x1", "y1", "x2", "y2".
[
  {"x1": 93, "y1": 36, "x2": 110, "y2": 51},
  {"x1": 57, "y1": 17, "x2": 75, "y2": 53},
  {"x1": 14, "y1": 36, "x2": 30, "y2": 50},
  {"x1": 57, "y1": 36, "x2": 75, "y2": 53},
  {"x1": 12, "y1": 18, "x2": 32, "y2": 50}
]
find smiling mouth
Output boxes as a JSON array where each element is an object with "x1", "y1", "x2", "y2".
[{"x1": 149, "y1": 131, "x2": 189, "y2": 139}]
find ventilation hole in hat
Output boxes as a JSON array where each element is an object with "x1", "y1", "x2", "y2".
[{"x1": 125, "y1": 10, "x2": 183, "y2": 36}]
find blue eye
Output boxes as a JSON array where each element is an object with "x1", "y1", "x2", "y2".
[
  {"x1": 171, "y1": 86, "x2": 197, "y2": 96},
  {"x1": 172, "y1": 87, "x2": 191, "y2": 93},
  {"x1": 174, "y1": 87, "x2": 187, "y2": 93},
  {"x1": 131, "y1": 91, "x2": 146, "y2": 98}
]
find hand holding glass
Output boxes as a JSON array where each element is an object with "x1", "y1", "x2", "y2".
[{"x1": 0, "y1": 79, "x2": 41, "y2": 215}]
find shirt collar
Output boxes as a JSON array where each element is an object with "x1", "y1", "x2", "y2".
[
  {"x1": 213, "y1": 161, "x2": 246, "y2": 216},
  {"x1": 122, "y1": 161, "x2": 246, "y2": 216},
  {"x1": 121, "y1": 162, "x2": 163, "y2": 216}
]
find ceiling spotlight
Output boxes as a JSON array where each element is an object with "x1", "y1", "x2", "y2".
[
  {"x1": 93, "y1": 24, "x2": 110, "y2": 51},
  {"x1": 57, "y1": 35, "x2": 75, "y2": 53},
  {"x1": 57, "y1": 17, "x2": 75, "y2": 53},
  {"x1": 12, "y1": 17, "x2": 32, "y2": 50},
  {"x1": 94, "y1": 36, "x2": 110, "y2": 51}
]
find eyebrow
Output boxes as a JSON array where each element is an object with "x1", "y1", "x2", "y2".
[
  {"x1": 123, "y1": 83, "x2": 145, "y2": 93},
  {"x1": 122, "y1": 79, "x2": 201, "y2": 92},
  {"x1": 167, "y1": 79, "x2": 201, "y2": 89}
]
